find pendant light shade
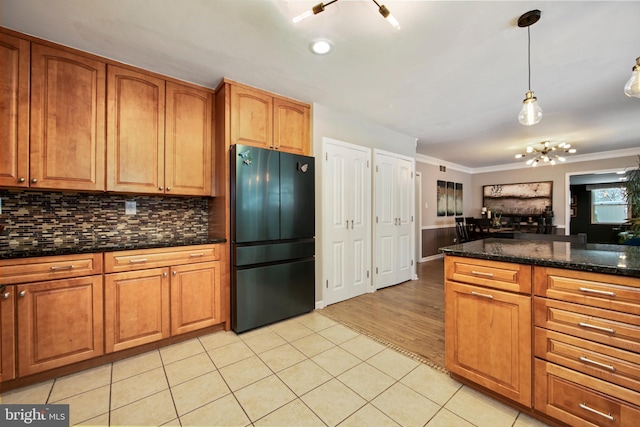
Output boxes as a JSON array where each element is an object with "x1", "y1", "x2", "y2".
[
  {"x1": 518, "y1": 90, "x2": 543, "y2": 125},
  {"x1": 624, "y1": 57, "x2": 640, "y2": 98},
  {"x1": 517, "y1": 10, "x2": 543, "y2": 126}
]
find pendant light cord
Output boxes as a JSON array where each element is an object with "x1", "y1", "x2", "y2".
[{"x1": 527, "y1": 26, "x2": 532, "y2": 91}]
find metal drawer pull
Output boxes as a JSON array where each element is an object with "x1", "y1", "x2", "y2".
[
  {"x1": 578, "y1": 287, "x2": 616, "y2": 297},
  {"x1": 578, "y1": 322, "x2": 615, "y2": 334},
  {"x1": 471, "y1": 270, "x2": 494, "y2": 277},
  {"x1": 190, "y1": 253, "x2": 205, "y2": 257},
  {"x1": 579, "y1": 403, "x2": 615, "y2": 421},
  {"x1": 579, "y1": 356, "x2": 616, "y2": 371},
  {"x1": 50, "y1": 265, "x2": 74, "y2": 271},
  {"x1": 470, "y1": 291, "x2": 493, "y2": 299},
  {"x1": 129, "y1": 258, "x2": 148, "y2": 264}
]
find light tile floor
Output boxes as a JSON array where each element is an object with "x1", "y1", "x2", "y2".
[{"x1": 0, "y1": 312, "x2": 550, "y2": 427}]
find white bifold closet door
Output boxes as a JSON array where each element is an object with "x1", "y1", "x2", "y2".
[
  {"x1": 322, "y1": 138, "x2": 372, "y2": 305},
  {"x1": 373, "y1": 149, "x2": 415, "y2": 289}
]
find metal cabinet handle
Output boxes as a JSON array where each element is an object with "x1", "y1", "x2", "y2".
[
  {"x1": 166, "y1": 187, "x2": 171, "y2": 191},
  {"x1": 18, "y1": 177, "x2": 25, "y2": 183},
  {"x1": 163, "y1": 272, "x2": 168, "y2": 277},
  {"x1": 159, "y1": 186, "x2": 163, "y2": 190},
  {"x1": 2, "y1": 292, "x2": 9, "y2": 299},
  {"x1": 190, "y1": 253, "x2": 205, "y2": 258},
  {"x1": 50, "y1": 265, "x2": 74, "y2": 271},
  {"x1": 173, "y1": 271, "x2": 177, "y2": 276},
  {"x1": 129, "y1": 258, "x2": 148, "y2": 264},
  {"x1": 470, "y1": 291, "x2": 493, "y2": 299},
  {"x1": 31, "y1": 178, "x2": 38, "y2": 183},
  {"x1": 471, "y1": 270, "x2": 494, "y2": 278},
  {"x1": 19, "y1": 290, "x2": 26, "y2": 297},
  {"x1": 579, "y1": 356, "x2": 616, "y2": 371},
  {"x1": 578, "y1": 322, "x2": 615, "y2": 334},
  {"x1": 578, "y1": 287, "x2": 616, "y2": 297},
  {"x1": 578, "y1": 403, "x2": 614, "y2": 421}
]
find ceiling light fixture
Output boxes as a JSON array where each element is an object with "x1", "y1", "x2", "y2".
[
  {"x1": 517, "y1": 10, "x2": 543, "y2": 126},
  {"x1": 310, "y1": 39, "x2": 332, "y2": 55},
  {"x1": 515, "y1": 141, "x2": 576, "y2": 167},
  {"x1": 293, "y1": 0, "x2": 400, "y2": 29},
  {"x1": 624, "y1": 57, "x2": 640, "y2": 98}
]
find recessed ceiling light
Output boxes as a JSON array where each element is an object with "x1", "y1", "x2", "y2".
[{"x1": 310, "y1": 40, "x2": 332, "y2": 55}]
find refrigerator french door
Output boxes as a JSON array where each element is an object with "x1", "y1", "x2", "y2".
[{"x1": 231, "y1": 144, "x2": 315, "y2": 333}]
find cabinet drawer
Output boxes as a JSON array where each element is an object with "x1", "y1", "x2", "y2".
[
  {"x1": 534, "y1": 267, "x2": 640, "y2": 315},
  {"x1": 445, "y1": 256, "x2": 531, "y2": 293},
  {"x1": 535, "y1": 359, "x2": 640, "y2": 427},
  {"x1": 535, "y1": 327, "x2": 640, "y2": 392},
  {"x1": 0, "y1": 253, "x2": 102, "y2": 285},
  {"x1": 104, "y1": 244, "x2": 219, "y2": 273},
  {"x1": 534, "y1": 297, "x2": 640, "y2": 353}
]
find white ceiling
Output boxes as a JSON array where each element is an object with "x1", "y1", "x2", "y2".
[{"x1": 3, "y1": 0, "x2": 640, "y2": 170}]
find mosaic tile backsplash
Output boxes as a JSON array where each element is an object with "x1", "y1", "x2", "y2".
[{"x1": 0, "y1": 190, "x2": 209, "y2": 253}]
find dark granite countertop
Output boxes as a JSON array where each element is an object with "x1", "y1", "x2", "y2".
[
  {"x1": 0, "y1": 237, "x2": 227, "y2": 260},
  {"x1": 439, "y1": 238, "x2": 640, "y2": 278}
]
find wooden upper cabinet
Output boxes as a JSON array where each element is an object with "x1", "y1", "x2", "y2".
[
  {"x1": 0, "y1": 32, "x2": 30, "y2": 188},
  {"x1": 30, "y1": 44, "x2": 106, "y2": 191},
  {"x1": 165, "y1": 82, "x2": 213, "y2": 196},
  {"x1": 107, "y1": 65, "x2": 165, "y2": 193},
  {"x1": 230, "y1": 85, "x2": 273, "y2": 149},
  {"x1": 273, "y1": 97, "x2": 310, "y2": 155}
]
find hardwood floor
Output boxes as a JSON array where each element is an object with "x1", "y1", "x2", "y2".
[{"x1": 320, "y1": 257, "x2": 446, "y2": 370}]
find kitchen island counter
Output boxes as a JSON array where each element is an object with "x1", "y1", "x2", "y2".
[{"x1": 440, "y1": 238, "x2": 640, "y2": 278}]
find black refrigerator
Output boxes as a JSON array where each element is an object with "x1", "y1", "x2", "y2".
[{"x1": 230, "y1": 144, "x2": 315, "y2": 333}]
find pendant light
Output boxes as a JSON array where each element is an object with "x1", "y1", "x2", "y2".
[
  {"x1": 624, "y1": 57, "x2": 640, "y2": 98},
  {"x1": 517, "y1": 10, "x2": 543, "y2": 126}
]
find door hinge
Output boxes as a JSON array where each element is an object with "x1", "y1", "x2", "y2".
[
  {"x1": 411, "y1": 260, "x2": 414, "y2": 266},
  {"x1": 376, "y1": 165, "x2": 378, "y2": 172},
  {"x1": 411, "y1": 171, "x2": 414, "y2": 178},
  {"x1": 326, "y1": 279, "x2": 328, "y2": 288},
  {"x1": 367, "y1": 270, "x2": 370, "y2": 278},
  {"x1": 367, "y1": 160, "x2": 370, "y2": 168},
  {"x1": 376, "y1": 267, "x2": 378, "y2": 274},
  {"x1": 376, "y1": 216, "x2": 378, "y2": 223},
  {"x1": 411, "y1": 215, "x2": 414, "y2": 222},
  {"x1": 325, "y1": 152, "x2": 328, "y2": 160}
]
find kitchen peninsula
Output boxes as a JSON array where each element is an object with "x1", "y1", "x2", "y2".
[{"x1": 441, "y1": 239, "x2": 640, "y2": 426}]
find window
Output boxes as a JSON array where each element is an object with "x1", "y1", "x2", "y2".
[{"x1": 591, "y1": 185, "x2": 628, "y2": 224}]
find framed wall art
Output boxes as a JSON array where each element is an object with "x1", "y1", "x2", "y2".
[
  {"x1": 482, "y1": 181, "x2": 552, "y2": 215},
  {"x1": 437, "y1": 180, "x2": 447, "y2": 216}
]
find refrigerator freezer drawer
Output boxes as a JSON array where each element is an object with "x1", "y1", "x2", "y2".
[
  {"x1": 234, "y1": 240, "x2": 315, "y2": 267},
  {"x1": 232, "y1": 258, "x2": 314, "y2": 333}
]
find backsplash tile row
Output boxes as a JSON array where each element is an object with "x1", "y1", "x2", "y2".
[{"x1": 0, "y1": 190, "x2": 209, "y2": 254}]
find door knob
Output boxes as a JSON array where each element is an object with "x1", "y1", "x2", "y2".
[
  {"x1": 19, "y1": 290, "x2": 26, "y2": 297},
  {"x1": 18, "y1": 177, "x2": 25, "y2": 183},
  {"x1": 31, "y1": 178, "x2": 38, "y2": 184}
]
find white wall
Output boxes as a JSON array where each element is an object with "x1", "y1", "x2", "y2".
[{"x1": 312, "y1": 103, "x2": 417, "y2": 305}]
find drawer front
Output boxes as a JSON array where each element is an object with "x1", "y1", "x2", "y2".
[
  {"x1": 0, "y1": 253, "x2": 102, "y2": 285},
  {"x1": 535, "y1": 327, "x2": 640, "y2": 392},
  {"x1": 534, "y1": 297, "x2": 640, "y2": 353},
  {"x1": 445, "y1": 256, "x2": 531, "y2": 293},
  {"x1": 534, "y1": 267, "x2": 640, "y2": 315},
  {"x1": 104, "y1": 244, "x2": 219, "y2": 272},
  {"x1": 535, "y1": 359, "x2": 640, "y2": 427}
]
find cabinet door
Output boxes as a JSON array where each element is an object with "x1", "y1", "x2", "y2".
[
  {"x1": 165, "y1": 82, "x2": 213, "y2": 196},
  {"x1": 107, "y1": 65, "x2": 165, "y2": 193},
  {"x1": 0, "y1": 33, "x2": 30, "y2": 188},
  {"x1": 230, "y1": 85, "x2": 272, "y2": 149},
  {"x1": 16, "y1": 276, "x2": 103, "y2": 376},
  {"x1": 1, "y1": 285, "x2": 16, "y2": 382},
  {"x1": 445, "y1": 280, "x2": 532, "y2": 406},
  {"x1": 30, "y1": 44, "x2": 106, "y2": 191},
  {"x1": 273, "y1": 97, "x2": 310, "y2": 155},
  {"x1": 170, "y1": 261, "x2": 221, "y2": 335},
  {"x1": 105, "y1": 268, "x2": 170, "y2": 353}
]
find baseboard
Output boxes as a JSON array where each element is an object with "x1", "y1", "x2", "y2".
[{"x1": 421, "y1": 253, "x2": 444, "y2": 262}]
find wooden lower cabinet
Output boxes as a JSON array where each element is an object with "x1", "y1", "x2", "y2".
[
  {"x1": 16, "y1": 276, "x2": 103, "y2": 377},
  {"x1": 104, "y1": 267, "x2": 170, "y2": 353},
  {"x1": 535, "y1": 359, "x2": 640, "y2": 427},
  {"x1": 1, "y1": 285, "x2": 16, "y2": 381},
  {"x1": 170, "y1": 261, "x2": 221, "y2": 335},
  {"x1": 445, "y1": 280, "x2": 532, "y2": 406}
]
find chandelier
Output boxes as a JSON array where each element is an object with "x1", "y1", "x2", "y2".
[
  {"x1": 293, "y1": 0, "x2": 400, "y2": 29},
  {"x1": 515, "y1": 141, "x2": 576, "y2": 167}
]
